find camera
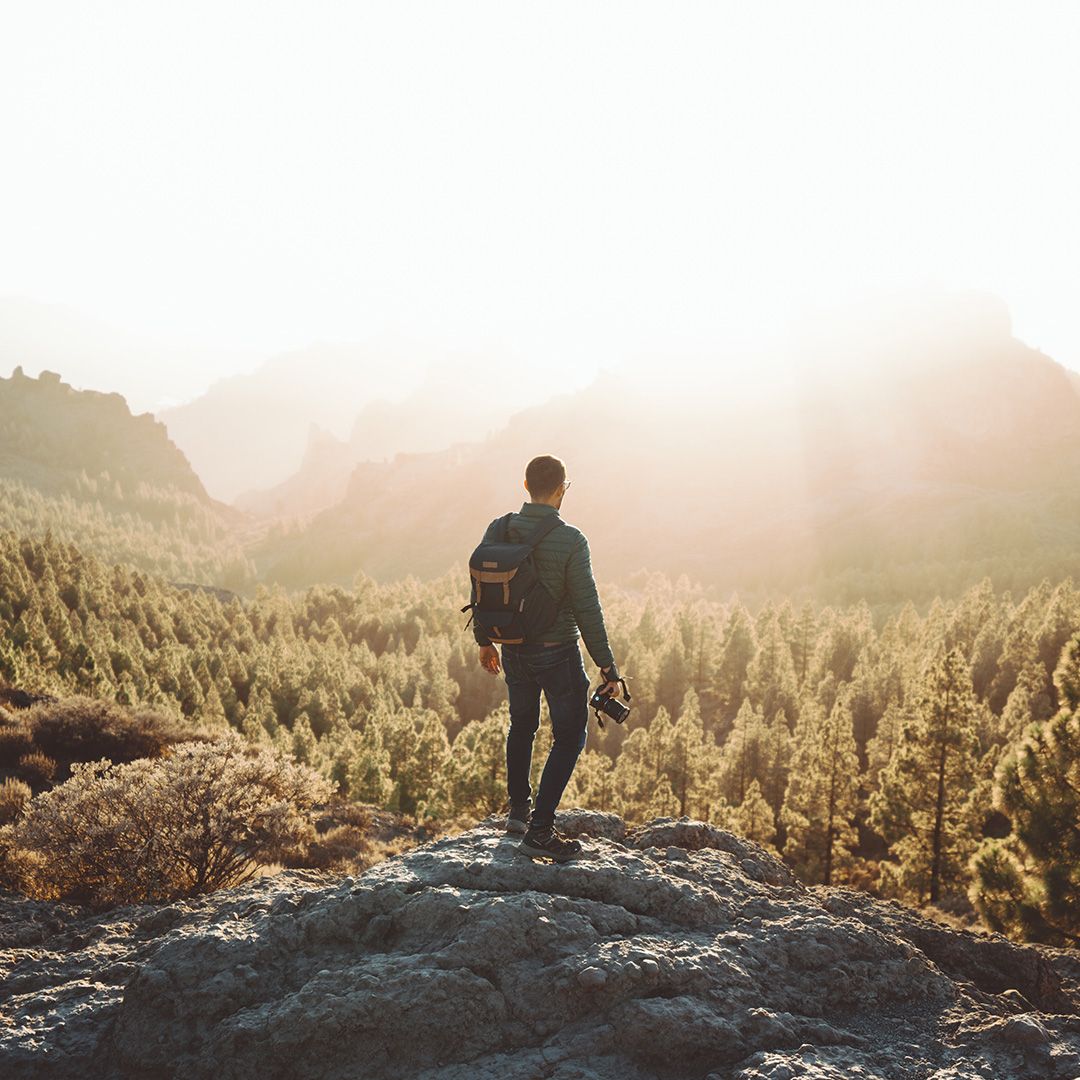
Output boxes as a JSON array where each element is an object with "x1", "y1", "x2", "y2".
[{"x1": 589, "y1": 682, "x2": 631, "y2": 728}]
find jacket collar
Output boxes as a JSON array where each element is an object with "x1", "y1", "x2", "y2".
[{"x1": 520, "y1": 501, "x2": 559, "y2": 517}]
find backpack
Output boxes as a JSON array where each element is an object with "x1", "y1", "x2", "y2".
[{"x1": 461, "y1": 512, "x2": 563, "y2": 644}]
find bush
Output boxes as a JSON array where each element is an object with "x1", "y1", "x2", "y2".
[
  {"x1": 28, "y1": 696, "x2": 195, "y2": 765},
  {"x1": 0, "y1": 724, "x2": 33, "y2": 768},
  {"x1": 285, "y1": 823, "x2": 374, "y2": 871},
  {"x1": 1, "y1": 734, "x2": 333, "y2": 908},
  {"x1": 17, "y1": 751, "x2": 57, "y2": 786},
  {"x1": 0, "y1": 778, "x2": 31, "y2": 824}
]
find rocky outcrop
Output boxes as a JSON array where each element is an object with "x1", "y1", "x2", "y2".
[{"x1": 2, "y1": 811, "x2": 1078, "y2": 1079}]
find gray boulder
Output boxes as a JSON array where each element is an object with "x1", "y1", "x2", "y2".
[{"x1": 1, "y1": 811, "x2": 1078, "y2": 1079}]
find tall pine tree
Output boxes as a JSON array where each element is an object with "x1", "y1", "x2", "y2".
[
  {"x1": 970, "y1": 632, "x2": 1080, "y2": 944},
  {"x1": 870, "y1": 646, "x2": 980, "y2": 905}
]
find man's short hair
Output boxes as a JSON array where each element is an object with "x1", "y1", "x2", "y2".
[{"x1": 525, "y1": 455, "x2": 566, "y2": 499}]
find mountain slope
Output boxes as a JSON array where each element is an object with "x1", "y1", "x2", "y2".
[
  {"x1": 2, "y1": 812, "x2": 1076, "y2": 1078},
  {"x1": 0, "y1": 367, "x2": 252, "y2": 587},
  {"x1": 158, "y1": 339, "x2": 438, "y2": 503},
  {"x1": 253, "y1": 292, "x2": 1080, "y2": 604},
  {"x1": 234, "y1": 357, "x2": 538, "y2": 520}
]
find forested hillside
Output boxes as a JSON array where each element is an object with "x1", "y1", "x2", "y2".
[
  {"x1": 0, "y1": 368, "x2": 254, "y2": 588},
  {"x1": 2, "y1": 527, "x2": 1077, "y2": 943}
]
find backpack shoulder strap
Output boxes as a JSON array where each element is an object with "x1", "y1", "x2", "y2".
[
  {"x1": 523, "y1": 512, "x2": 563, "y2": 550},
  {"x1": 496, "y1": 512, "x2": 514, "y2": 543}
]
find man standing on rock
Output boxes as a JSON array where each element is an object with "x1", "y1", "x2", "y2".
[{"x1": 474, "y1": 454, "x2": 622, "y2": 863}]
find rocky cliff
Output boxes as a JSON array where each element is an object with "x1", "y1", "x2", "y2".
[{"x1": 2, "y1": 812, "x2": 1078, "y2": 1079}]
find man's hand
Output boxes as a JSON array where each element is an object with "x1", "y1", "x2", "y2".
[
  {"x1": 479, "y1": 645, "x2": 501, "y2": 675},
  {"x1": 598, "y1": 665, "x2": 622, "y2": 698}
]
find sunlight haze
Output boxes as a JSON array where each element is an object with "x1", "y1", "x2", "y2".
[{"x1": 1, "y1": 1, "x2": 1078, "y2": 411}]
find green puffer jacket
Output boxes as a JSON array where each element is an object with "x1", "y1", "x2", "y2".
[{"x1": 472, "y1": 501, "x2": 614, "y2": 669}]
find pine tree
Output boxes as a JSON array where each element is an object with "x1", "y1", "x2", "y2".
[
  {"x1": 714, "y1": 699, "x2": 768, "y2": 807},
  {"x1": 866, "y1": 700, "x2": 906, "y2": 789},
  {"x1": 760, "y1": 706, "x2": 793, "y2": 833},
  {"x1": 781, "y1": 687, "x2": 860, "y2": 884},
  {"x1": 566, "y1": 749, "x2": 616, "y2": 812},
  {"x1": 870, "y1": 646, "x2": 981, "y2": 905},
  {"x1": 791, "y1": 600, "x2": 818, "y2": 687},
  {"x1": 612, "y1": 710, "x2": 674, "y2": 822},
  {"x1": 996, "y1": 658, "x2": 1053, "y2": 748},
  {"x1": 647, "y1": 773, "x2": 679, "y2": 818},
  {"x1": 395, "y1": 710, "x2": 451, "y2": 816},
  {"x1": 715, "y1": 603, "x2": 756, "y2": 734},
  {"x1": 970, "y1": 632, "x2": 1080, "y2": 944},
  {"x1": 731, "y1": 778, "x2": 776, "y2": 850},
  {"x1": 669, "y1": 689, "x2": 713, "y2": 817},
  {"x1": 443, "y1": 711, "x2": 506, "y2": 816},
  {"x1": 745, "y1": 610, "x2": 799, "y2": 725},
  {"x1": 347, "y1": 721, "x2": 393, "y2": 805}
]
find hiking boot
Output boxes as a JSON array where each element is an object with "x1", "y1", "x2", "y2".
[
  {"x1": 518, "y1": 825, "x2": 582, "y2": 863},
  {"x1": 505, "y1": 799, "x2": 531, "y2": 834}
]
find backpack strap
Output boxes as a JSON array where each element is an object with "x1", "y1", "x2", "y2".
[
  {"x1": 499, "y1": 512, "x2": 514, "y2": 543},
  {"x1": 523, "y1": 512, "x2": 563, "y2": 549}
]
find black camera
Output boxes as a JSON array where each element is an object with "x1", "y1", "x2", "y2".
[{"x1": 589, "y1": 673, "x2": 631, "y2": 729}]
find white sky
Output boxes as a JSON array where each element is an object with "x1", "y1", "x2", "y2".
[{"x1": 1, "y1": 0, "x2": 1079, "y2": 406}]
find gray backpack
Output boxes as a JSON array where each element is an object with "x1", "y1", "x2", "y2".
[{"x1": 461, "y1": 512, "x2": 562, "y2": 644}]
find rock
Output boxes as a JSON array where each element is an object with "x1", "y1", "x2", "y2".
[
  {"x1": 577, "y1": 966, "x2": 608, "y2": 988},
  {"x1": 0, "y1": 810, "x2": 1077, "y2": 1080},
  {"x1": 555, "y1": 808, "x2": 626, "y2": 841},
  {"x1": 999, "y1": 1014, "x2": 1050, "y2": 1046}
]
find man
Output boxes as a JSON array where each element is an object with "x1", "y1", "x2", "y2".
[{"x1": 475, "y1": 454, "x2": 621, "y2": 862}]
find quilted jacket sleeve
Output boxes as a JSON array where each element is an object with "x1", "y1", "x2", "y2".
[{"x1": 565, "y1": 532, "x2": 615, "y2": 670}]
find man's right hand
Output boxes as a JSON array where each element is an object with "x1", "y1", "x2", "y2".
[{"x1": 599, "y1": 664, "x2": 622, "y2": 698}]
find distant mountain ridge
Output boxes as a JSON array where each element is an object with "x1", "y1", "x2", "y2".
[
  {"x1": 6, "y1": 291, "x2": 1080, "y2": 606},
  {"x1": 0, "y1": 366, "x2": 212, "y2": 501},
  {"x1": 251, "y1": 292, "x2": 1080, "y2": 605},
  {"x1": 157, "y1": 339, "x2": 431, "y2": 503},
  {"x1": 234, "y1": 360, "x2": 541, "y2": 519}
]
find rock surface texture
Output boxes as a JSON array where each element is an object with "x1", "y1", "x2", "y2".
[{"x1": 2, "y1": 811, "x2": 1079, "y2": 1079}]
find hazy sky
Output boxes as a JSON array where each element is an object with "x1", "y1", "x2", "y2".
[{"x1": 2, "y1": 1, "x2": 1079, "y2": 408}]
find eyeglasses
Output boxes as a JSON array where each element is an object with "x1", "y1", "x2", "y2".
[{"x1": 562, "y1": 479, "x2": 572, "y2": 491}]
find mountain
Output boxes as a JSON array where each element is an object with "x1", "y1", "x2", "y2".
[
  {"x1": 253, "y1": 291, "x2": 1080, "y2": 605},
  {"x1": 157, "y1": 339, "x2": 439, "y2": 504},
  {"x1": 3, "y1": 811, "x2": 1076, "y2": 1078},
  {"x1": 234, "y1": 358, "x2": 546, "y2": 519},
  {"x1": 0, "y1": 366, "x2": 212, "y2": 500},
  {"x1": 0, "y1": 367, "x2": 251, "y2": 587}
]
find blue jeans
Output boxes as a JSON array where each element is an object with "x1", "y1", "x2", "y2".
[{"x1": 502, "y1": 641, "x2": 590, "y2": 831}]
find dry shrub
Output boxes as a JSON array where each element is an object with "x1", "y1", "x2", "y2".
[
  {"x1": 28, "y1": 696, "x2": 194, "y2": 765},
  {"x1": 17, "y1": 751, "x2": 57, "y2": 786},
  {"x1": 1, "y1": 734, "x2": 333, "y2": 909},
  {"x1": 288, "y1": 824, "x2": 375, "y2": 871},
  {"x1": 280, "y1": 799, "x2": 432, "y2": 875},
  {"x1": 0, "y1": 778, "x2": 31, "y2": 824},
  {"x1": 0, "y1": 724, "x2": 33, "y2": 768},
  {"x1": 314, "y1": 801, "x2": 374, "y2": 832}
]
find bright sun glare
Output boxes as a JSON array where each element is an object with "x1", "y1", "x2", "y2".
[{"x1": 1, "y1": 1, "x2": 1078, "y2": 407}]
